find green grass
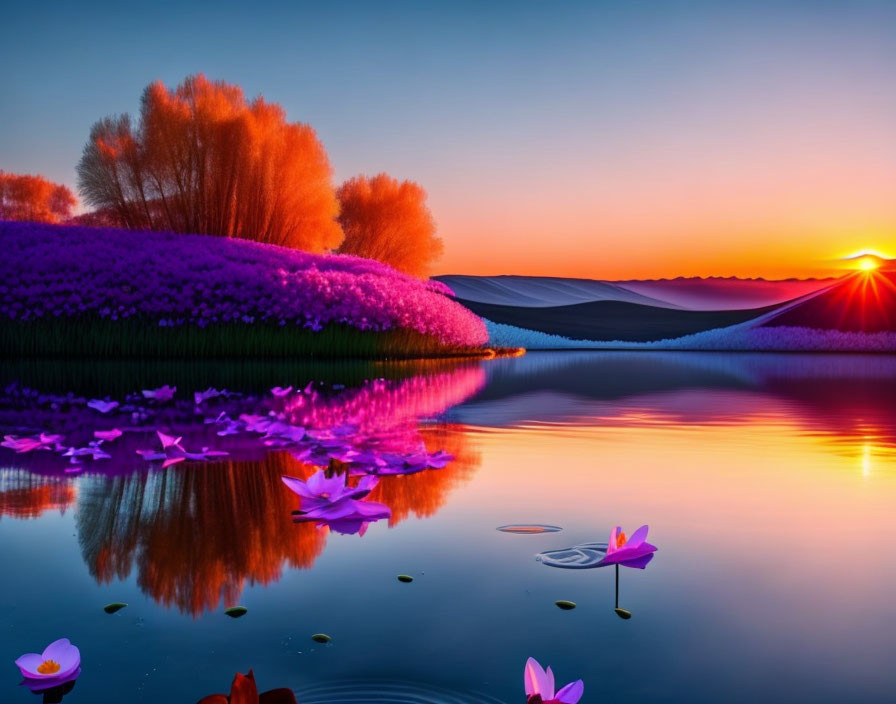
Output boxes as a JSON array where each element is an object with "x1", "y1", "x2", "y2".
[{"x1": 0, "y1": 319, "x2": 490, "y2": 361}]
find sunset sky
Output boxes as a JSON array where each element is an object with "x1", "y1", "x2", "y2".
[{"x1": 2, "y1": 0, "x2": 894, "y2": 279}]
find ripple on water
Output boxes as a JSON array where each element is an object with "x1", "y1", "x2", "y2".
[
  {"x1": 537, "y1": 542, "x2": 609, "y2": 568},
  {"x1": 496, "y1": 524, "x2": 563, "y2": 534},
  {"x1": 293, "y1": 679, "x2": 505, "y2": 703}
]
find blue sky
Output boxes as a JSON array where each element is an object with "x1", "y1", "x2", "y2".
[{"x1": 2, "y1": 0, "x2": 894, "y2": 276}]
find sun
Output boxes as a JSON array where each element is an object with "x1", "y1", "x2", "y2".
[
  {"x1": 841, "y1": 251, "x2": 890, "y2": 273},
  {"x1": 857, "y1": 256, "x2": 880, "y2": 272}
]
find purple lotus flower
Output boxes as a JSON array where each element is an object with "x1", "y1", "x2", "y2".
[
  {"x1": 15, "y1": 638, "x2": 81, "y2": 689},
  {"x1": 281, "y1": 470, "x2": 390, "y2": 535},
  {"x1": 87, "y1": 399, "x2": 119, "y2": 414},
  {"x1": 142, "y1": 385, "x2": 176, "y2": 402},
  {"x1": 524, "y1": 657, "x2": 583, "y2": 704},
  {"x1": 596, "y1": 525, "x2": 658, "y2": 569},
  {"x1": 94, "y1": 428, "x2": 123, "y2": 442}
]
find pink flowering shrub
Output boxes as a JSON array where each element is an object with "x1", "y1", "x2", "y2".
[{"x1": 0, "y1": 221, "x2": 487, "y2": 348}]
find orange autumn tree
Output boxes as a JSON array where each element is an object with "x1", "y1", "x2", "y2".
[
  {"x1": 337, "y1": 173, "x2": 443, "y2": 277},
  {"x1": 77, "y1": 74, "x2": 342, "y2": 252},
  {"x1": 0, "y1": 171, "x2": 76, "y2": 223}
]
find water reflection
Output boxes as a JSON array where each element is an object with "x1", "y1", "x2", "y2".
[
  {"x1": 77, "y1": 455, "x2": 325, "y2": 616},
  {"x1": 1, "y1": 352, "x2": 895, "y2": 702},
  {"x1": 72, "y1": 438, "x2": 476, "y2": 616},
  {"x1": 450, "y1": 351, "x2": 896, "y2": 459},
  {"x1": 0, "y1": 473, "x2": 76, "y2": 520},
  {"x1": 0, "y1": 360, "x2": 483, "y2": 616},
  {"x1": 22, "y1": 679, "x2": 77, "y2": 704}
]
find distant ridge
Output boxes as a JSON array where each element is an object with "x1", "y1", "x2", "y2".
[
  {"x1": 437, "y1": 274, "x2": 835, "y2": 311},
  {"x1": 436, "y1": 274, "x2": 674, "y2": 309}
]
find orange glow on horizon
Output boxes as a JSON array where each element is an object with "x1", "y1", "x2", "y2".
[
  {"x1": 432, "y1": 182, "x2": 896, "y2": 280},
  {"x1": 841, "y1": 251, "x2": 893, "y2": 274}
]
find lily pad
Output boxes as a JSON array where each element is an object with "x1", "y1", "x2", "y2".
[
  {"x1": 614, "y1": 608, "x2": 632, "y2": 620},
  {"x1": 555, "y1": 600, "x2": 577, "y2": 610},
  {"x1": 103, "y1": 602, "x2": 128, "y2": 614},
  {"x1": 224, "y1": 606, "x2": 248, "y2": 618},
  {"x1": 311, "y1": 633, "x2": 332, "y2": 643},
  {"x1": 497, "y1": 524, "x2": 563, "y2": 534},
  {"x1": 537, "y1": 542, "x2": 609, "y2": 569},
  {"x1": 397, "y1": 575, "x2": 414, "y2": 583}
]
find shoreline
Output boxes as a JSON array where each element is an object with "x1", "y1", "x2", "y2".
[{"x1": 0, "y1": 320, "x2": 522, "y2": 361}]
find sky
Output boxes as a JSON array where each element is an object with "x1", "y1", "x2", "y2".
[{"x1": 1, "y1": 0, "x2": 894, "y2": 279}]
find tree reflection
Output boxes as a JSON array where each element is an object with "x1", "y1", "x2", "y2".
[
  {"x1": 77, "y1": 454, "x2": 322, "y2": 615},
  {"x1": 0, "y1": 471, "x2": 75, "y2": 519},
  {"x1": 76, "y1": 429, "x2": 475, "y2": 616},
  {"x1": 370, "y1": 424, "x2": 478, "y2": 525},
  {"x1": 1, "y1": 362, "x2": 484, "y2": 614}
]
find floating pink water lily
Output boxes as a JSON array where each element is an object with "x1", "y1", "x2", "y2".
[
  {"x1": 2, "y1": 433, "x2": 63, "y2": 453},
  {"x1": 62, "y1": 441, "x2": 111, "y2": 463},
  {"x1": 194, "y1": 387, "x2": 225, "y2": 405},
  {"x1": 181, "y1": 447, "x2": 230, "y2": 462},
  {"x1": 93, "y1": 428, "x2": 123, "y2": 442},
  {"x1": 137, "y1": 430, "x2": 229, "y2": 468},
  {"x1": 0, "y1": 372, "x2": 474, "y2": 477},
  {"x1": 15, "y1": 638, "x2": 81, "y2": 688},
  {"x1": 158, "y1": 431, "x2": 183, "y2": 450},
  {"x1": 596, "y1": 524, "x2": 658, "y2": 569},
  {"x1": 524, "y1": 657, "x2": 583, "y2": 704},
  {"x1": 142, "y1": 385, "x2": 176, "y2": 402},
  {"x1": 87, "y1": 399, "x2": 119, "y2": 413},
  {"x1": 240, "y1": 414, "x2": 275, "y2": 433},
  {"x1": 282, "y1": 470, "x2": 390, "y2": 535}
]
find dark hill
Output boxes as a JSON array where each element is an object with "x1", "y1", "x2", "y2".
[{"x1": 459, "y1": 298, "x2": 782, "y2": 342}]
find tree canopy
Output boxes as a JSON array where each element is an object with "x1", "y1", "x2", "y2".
[
  {"x1": 0, "y1": 171, "x2": 76, "y2": 223},
  {"x1": 77, "y1": 74, "x2": 342, "y2": 252},
  {"x1": 337, "y1": 174, "x2": 442, "y2": 277}
]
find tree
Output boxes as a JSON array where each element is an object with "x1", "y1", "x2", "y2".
[
  {"x1": 336, "y1": 174, "x2": 442, "y2": 277},
  {"x1": 0, "y1": 171, "x2": 76, "y2": 223},
  {"x1": 77, "y1": 74, "x2": 342, "y2": 252}
]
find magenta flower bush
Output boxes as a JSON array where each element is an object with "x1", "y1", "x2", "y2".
[{"x1": 0, "y1": 221, "x2": 487, "y2": 348}]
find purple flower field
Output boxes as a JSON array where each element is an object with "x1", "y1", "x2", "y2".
[{"x1": 0, "y1": 221, "x2": 488, "y2": 354}]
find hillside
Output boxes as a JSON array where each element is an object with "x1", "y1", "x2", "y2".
[
  {"x1": 760, "y1": 271, "x2": 896, "y2": 332},
  {"x1": 457, "y1": 299, "x2": 781, "y2": 343},
  {"x1": 0, "y1": 221, "x2": 488, "y2": 358},
  {"x1": 436, "y1": 274, "x2": 834, "y2": 311}
]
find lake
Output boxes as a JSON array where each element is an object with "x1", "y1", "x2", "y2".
[{"x1": 1, "y1": 352, "x2": 895, "y2": 703}]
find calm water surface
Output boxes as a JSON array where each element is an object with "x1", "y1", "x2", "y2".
[{"x1": 1, "y1": 352, "x2": 895, "y2": 703}]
